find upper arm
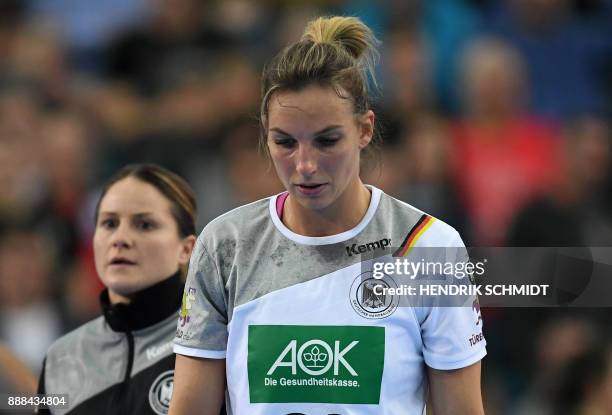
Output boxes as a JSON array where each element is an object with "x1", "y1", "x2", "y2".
[
  {"x1": 417, "y1": 227, "x2": 486, "y2": 414},
  {"x1": 169, "y1": 355, "x2": 226, "y2": 415},
  {"x1": 171, "y1": 235, "x2": 228, "y2": 415},
  {"x1": 427, "y1": 361, "x2": 484, "y2": 415},
  {"x1": 414, "y1": 234, "x2": 486, "y2": 370},
  {"x1": 174, "y1": 238, "x2": 228, "y2": 355}
]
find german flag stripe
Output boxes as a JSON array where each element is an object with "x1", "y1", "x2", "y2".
[
  {"x1": 395, "y1": 215, "x2": 428, "y2": 252},
  {"x1": 393, "y1": 215, "x2": 436, "y2": 257}
]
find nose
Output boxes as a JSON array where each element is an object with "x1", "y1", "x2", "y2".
[
  {"x1": 110, "y1": 223, "x2": 133, "y2": 249},
  {"x1": 295, "y1": 144, "x2": 317, "y2": 177}
]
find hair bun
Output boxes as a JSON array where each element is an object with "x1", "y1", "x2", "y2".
[{"x1": 301, "y1": 16, "x2": 377, "y2": 62}]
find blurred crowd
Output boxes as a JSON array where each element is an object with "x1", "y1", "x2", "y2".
[{"x1": 0, "y1": 0, "x2": 611, "y2": 413}]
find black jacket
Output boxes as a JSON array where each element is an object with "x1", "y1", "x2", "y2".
[{"x1": 37, "y1": 273, "x2": 200, "y2": 414}]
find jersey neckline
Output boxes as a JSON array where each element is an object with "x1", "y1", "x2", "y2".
[{"x1": 268, "y1": 185, "x2": 382, "y2": 245}]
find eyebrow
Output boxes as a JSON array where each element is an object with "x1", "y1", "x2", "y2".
[
  {"x1": 98, "y1": 211, "x2": 155, "y2": 218},
  {"x1": 270, "y1": 125, "x2": 343, "y2": 137}
]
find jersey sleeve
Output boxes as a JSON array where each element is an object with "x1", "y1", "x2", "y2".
[
  {"x1": 174, "y1": 236, "x2": 228, "y2": 359},
  {"x1": 414, "y1": 230, "x2": 486, "y2": 370}
]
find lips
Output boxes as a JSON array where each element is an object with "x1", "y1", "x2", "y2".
[
  {"x1": 108, "y1": 257, "x2": 137, "y2": 266},
  {"x1": 295, "y1": 183, "x2": 327, "y2": 196}
]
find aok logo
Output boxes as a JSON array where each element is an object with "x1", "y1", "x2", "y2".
[
  {"x1": 248, "y1": 325, "x2": 384, "y2": 404},
  {"x1": 267, "y1": 339, "x2": 359, "y2": 377}
]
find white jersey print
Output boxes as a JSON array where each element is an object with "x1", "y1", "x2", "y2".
[{"x1": 174, "y1": 186, "x2": 486, "y2": 415}]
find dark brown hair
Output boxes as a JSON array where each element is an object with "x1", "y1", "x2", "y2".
[{"x1": 94, "y1": 164, "x2": 197, "y2": 238}]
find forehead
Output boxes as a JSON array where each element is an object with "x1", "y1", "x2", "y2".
[
  {"x1": 99, "y1": 177, "x2": 172, "y2": 214},
  {"x1": 268, "y1": 86, "x2": 354, "y2": 130}
]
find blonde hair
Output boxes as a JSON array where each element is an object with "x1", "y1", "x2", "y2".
[{"x1": 260, "y1": 16, "x2": 380, "y2": 152}]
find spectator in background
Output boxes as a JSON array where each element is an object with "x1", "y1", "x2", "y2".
[
  {"x1": 35, "y1": 108, "x2": 98, "y2": 269},
  {"x1": 379, "y1": 26, "x2": 435, "y2": 146},
  {"x1": 550, "y1": 340, "x2": 612, "y2": 415},
  {"x1": 368, "y1": 23, "x2": 468, "y2": 232},
  {"x1": 223, "y1": 119, "x2": 284, "y2": 205},
  {"x1": 508, "y1": 115, "x2": 612, "y2": 246},
  {"x1": 364, "y1": 117, "x2": 468, "y2": 234},
  {"x1": 75, "y1": 0, "x2": 225, "y2": 146},
  {"x1": 511, "y1": 317, "x2": 602, "y2": 415},
  {"x1": 421, "y1": 0, "x2": 482, "y2": 114},
  {"x1": 6, "y1": 22, "x2": 70, "y2": 105},
  {"x1": 492, "y1": 113, "x2": 612, "y2": 412},
  {"x1": 482, "y1": 0, "x2": 612, "y2": 119},
  {"x1": 104, "y1": 0, "x2": 226, "y2": 95},
  {"x1": 0, "y1": 342, "x2": 37, "y2": 394},
  {"x1": 0, "y1": 88, "x2": 45, "y2": 223},
  {"x1": 25, "y1": 0, "x2": 150, "y2": 73},
  {"x1": 450, "y1": 37, "x2": 563, "y2": 245},
  {"x1": 81, "y1": 0, "x2": 264, "y2": 159},
  {"x1": 0, "y1": 226, "x2": 64, "y2": 372},
  {"x1": 0, "y1": 1, "x2": 25, "y2": 54},
  {"x1": 0, "y1": 342, "x2": 37, "y2": 415},
  {"x1": 186, "y1": 117, "x2": 284, "y2": 226}
]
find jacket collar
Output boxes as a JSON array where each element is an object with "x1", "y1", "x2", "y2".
[{"x1": 100, "y1": 271, "x2": 182, "y2": 332}]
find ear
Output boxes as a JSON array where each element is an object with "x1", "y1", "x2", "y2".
[
  {"x1": 178, "y1": 235, "x2": 197, "y2": 265},
  {"x1": 358, "y1": 110, "x2": 375, "y2": 149}
]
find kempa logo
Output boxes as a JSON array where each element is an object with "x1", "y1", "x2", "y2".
[
  {"x1": 146, "y1": 341, "x2": 173, "y2": 361},
  {"x1": 267, "y1": 339, "x2": 358, "y2": 377},
  {"x1": 345, "y1": 238, "x2": 391, "y2": 256}
]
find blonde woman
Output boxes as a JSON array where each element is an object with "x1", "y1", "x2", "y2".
[{"x1": 171, "y1": 16, "x2": 486, "y2": 415}]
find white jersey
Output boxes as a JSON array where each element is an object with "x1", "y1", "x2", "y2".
[{"x1": 174, "y1": 186, "x2": 486, "y2": 415}]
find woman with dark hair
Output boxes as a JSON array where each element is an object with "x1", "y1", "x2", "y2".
[
  {"x1": 552, "y1": 343, "x2": 612, "y2": 415},
  {"x1": 171, "y1": 16, "x2": 485, "y2": 415},
  {"x1": 37, "y1": 164, "x2": 199, "y2": 414}
]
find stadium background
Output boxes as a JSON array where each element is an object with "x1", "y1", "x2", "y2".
[{"x1": 0, "y1": 0, "x2": 611, "y2": 413}]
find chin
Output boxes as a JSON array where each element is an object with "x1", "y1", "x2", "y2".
[
  {"x1": 293, "y1": 195, "x2": 333, "y2": 212},
  {"x1": 291, "y1": 188, "x2": 335, "y2": 210},
  {"x1": 101, "y1": 272, "x2": 148, "y2": 297},
  {"x1": 106, "y1": 282, "x2": 145, "y2": 297}
]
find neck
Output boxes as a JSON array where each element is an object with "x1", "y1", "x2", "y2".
[
  {"x1": 284, "y1": 179, "x2": 371, "y2": 237},
  {"x1": 109, "y1": 290, "x2": 131, "y2": 305},
  {"x1": 101, "y1": 271, "x2": 183, "y2": 332}
]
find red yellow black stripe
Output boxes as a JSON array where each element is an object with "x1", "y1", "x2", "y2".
[{"x1": 393, "y1": 215, "x2": 436, "y2": 257}]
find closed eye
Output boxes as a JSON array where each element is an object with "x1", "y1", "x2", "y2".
[
  {"x1": 273, "y1": 137, "x2": 297, "y2": 148},
  {"x1": 316, "y1": 135, "x2": 342, "y2": 147}
]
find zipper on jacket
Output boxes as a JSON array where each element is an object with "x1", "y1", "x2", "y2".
[{"x1": 116, "y1": 331, "x2": 134, "y2": 415}]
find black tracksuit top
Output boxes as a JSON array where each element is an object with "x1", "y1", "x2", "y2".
[{"x1": 37, "y1": 273, "x2": 196, "y2": 414}]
